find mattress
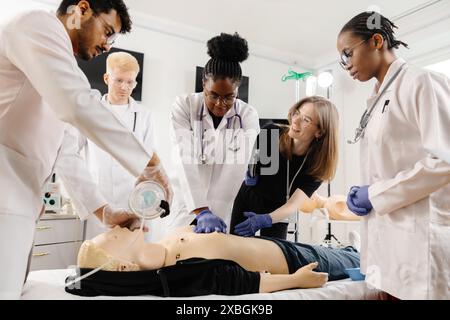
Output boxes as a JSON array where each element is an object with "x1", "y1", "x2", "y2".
[{"x1": 21, "y1": 268, "x2": 387, "y2": 300}]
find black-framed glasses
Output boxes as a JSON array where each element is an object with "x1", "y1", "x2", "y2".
[
  {"x1": 204, "y1": 90, "x2": 237, "y2": 106},
  {"x1": 98, "y1": 15, "x2": 118, "y2": 46},
  {"x1": 339, "y1": 39, "x2": 368, "y2": 70}
]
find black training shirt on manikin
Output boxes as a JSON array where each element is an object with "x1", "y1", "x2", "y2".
[{"x1": 65, "y1": 258, "x2": 260, "y2": 297}]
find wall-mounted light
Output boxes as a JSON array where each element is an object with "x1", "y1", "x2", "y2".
[
  {"x1": 305, "y1": 71, "x2": 334, "y2": 96},
  {"x1": 318, "y1": 71, "x2": 334, "y2": 88}
]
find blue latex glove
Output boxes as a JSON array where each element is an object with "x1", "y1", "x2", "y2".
[
  {"x1": 234, "y1": 212, "x2": 272, "y2": 237},
  {"x1": 244, "y1": 170, "x2": 258, "y2": 186},
  {"x1": 194, "y1": 210, "x2": 227, "y2": 234},
  {"x1": 346, "y1": 185, "x2": 373, "y2": 216}
]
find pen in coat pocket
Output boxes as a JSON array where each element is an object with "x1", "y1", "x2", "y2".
[{"x1": 382, "y1": 100, "x2": 390, "y2": 113}]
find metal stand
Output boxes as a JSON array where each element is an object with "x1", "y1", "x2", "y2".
[
  {"x1": 322, "y1": 219, "x2": 342, "y2": 248},
  {"x1": 282, "y1": 69, "x2": 313, "y2": 243},
  {"x1": 321, "y1": 181, "x2": 342, "y2": 248},
  {"x1": 287, "y1": 209, "x2": 300, "y2": 242}
]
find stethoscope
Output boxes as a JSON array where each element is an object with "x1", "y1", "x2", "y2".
[
  {"x1": 347, "y1": 63, "x2": 406, "y2": 144},
  {"x1": 198, "y1": 102, "x2": 243, "y2": 164},
  {"x1": 286, "y1": 150, "x2": 310, "y2": 202},
  {"x1": 103, "y1": 95, "x2": 137, "y2": 133}
]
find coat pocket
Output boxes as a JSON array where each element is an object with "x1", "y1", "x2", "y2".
[
  {"x1": 377, "y1": 199, "x2": 422, "y2": 234},
  {"x1": 0, "y1": 144, "x2": 44, "y2": 218}
]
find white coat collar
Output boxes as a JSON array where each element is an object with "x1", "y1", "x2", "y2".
[
  {"x1": 102, "y1": 94, "x2": 142, "y2": 113},
  {"x1": 372, "y1": 58, "x2": 406, "y2": 97}
]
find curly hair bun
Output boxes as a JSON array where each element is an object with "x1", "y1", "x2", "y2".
[{"x1": 207, "y1": 32, "x2": 249, "y2": 63}]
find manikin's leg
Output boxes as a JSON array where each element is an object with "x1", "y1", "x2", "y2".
[
  {"x1": 262, "y1": 237, "x2": 359, "y2": 281},
  {"x1": 0, "y1": 214, "x2": 36, "y2": 299},
  {"x1": 310, "y1": 245, "x2": 359, "y2": 280}
]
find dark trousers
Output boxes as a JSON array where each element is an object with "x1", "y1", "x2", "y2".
[
  {"x1": 230, "y1": 184, "x2": 288, "y2": 240},
  {"x1": 259, "y1": 236, "x2": 360, "y2": 281}
]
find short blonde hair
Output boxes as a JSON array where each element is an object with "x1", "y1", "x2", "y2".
[
  {"x1": 77, "y1": 240, "x2": 140, "y2": 272},
  {"x1": 106, "y1": 52, "x2": 140, "y2": 74}
]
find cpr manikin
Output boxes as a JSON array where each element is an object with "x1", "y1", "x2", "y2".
[
  {"x1": 75, "y1": 225, "x2": 360, "y2": 295},
  {"x1": 234, "y1": 188, "x2": 361, "y2": 236},
  {"x1": 302, "y1": 192, "x2": 361, "y2": 221}
]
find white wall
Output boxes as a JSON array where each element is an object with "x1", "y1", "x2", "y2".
[{"x1": 427, "y1": 59, "x2": 450, "y2": 77}]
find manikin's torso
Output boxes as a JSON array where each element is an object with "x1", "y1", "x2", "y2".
[{"x1": 158, "y1": 227, "x2": 289, "y2": 274}]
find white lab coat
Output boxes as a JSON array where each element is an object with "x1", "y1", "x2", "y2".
[
  {"x1": 169, "y1": 93, "x2": 260, "y2": 230},
  {"x1": 0, "y1": 10, "x2": 151, "y2": 299},
  {"x1": 82, "y1": 95, "x2": 162, "y2": 240},
  {"x1": 359, "y1": 58, "x2": 450, "y2": 299}
]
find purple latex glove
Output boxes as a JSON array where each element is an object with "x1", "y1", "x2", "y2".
[
  {"x1": 234, "y1": 212, "x2": 272, "y2": 237},
  {"x1": 346, "y1": 185, "x2": 373, "y2": 216},
  {"x1": 194, "y1": 210, "x2": 227, "y2": 234}
]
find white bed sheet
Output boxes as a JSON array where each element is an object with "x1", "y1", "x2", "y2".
[{"x1": 21, "y1": 269, "x2": 387, "y2": 300}]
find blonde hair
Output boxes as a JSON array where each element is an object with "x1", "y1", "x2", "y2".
[
  {"x1": 279, "y1": 96, "x2": 339, "y2": 181},
  {"x1": 106, "y1": 52, "x2": 140, "y2": 74},
  {"x1": 77, "y1": 240, "x2": 140, "y2": 272}
]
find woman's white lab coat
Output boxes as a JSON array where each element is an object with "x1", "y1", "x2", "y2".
[
  {"x1": 169, "y1": 93, "x2": 260, "y2": 229},
  {"x1": 0, "y1": 10, "x2": 151, "y2": 299},
  {"x1": 359, "y1": 58, "x2": 450, "y2": 299}
]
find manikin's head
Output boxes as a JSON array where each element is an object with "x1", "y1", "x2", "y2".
[
  {"x1": 77, "y1": 226, "x2": 165, "y2": 271},
  {"x1": 104, "y1": 52, "x2": 140, "y2": 104}
]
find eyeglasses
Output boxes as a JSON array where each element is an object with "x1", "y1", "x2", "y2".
[
  {"x1": 204, "y1": 90, "x2": 237, "y2": 106},
  {"x1": 339, "y1": 39, "x2": 368, "y2": 70},
  {"x1": 108, "y1": 74, "x2": 137, "y2": 89},
  {"x1": 98, "y1": 15, "x2": 118, "y2": 46},
  {"x1": 291, "y1": 109, "x2": 318, "y2": 128}
]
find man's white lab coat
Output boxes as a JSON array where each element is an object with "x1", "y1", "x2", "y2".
[{"x1": 0, "y1": 10, "x2": 151, "y2": 299}]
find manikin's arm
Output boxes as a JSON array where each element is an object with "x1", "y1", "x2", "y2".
[
  {"x1": 269, "y1": 189, "x2": 318, "y2": 223},
  {"x1": 259, "y1": 262, "x2": 328, "y2": 292},
  {"x1": 324, "y1": 196, "x2": 360, "y2": 221}
]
